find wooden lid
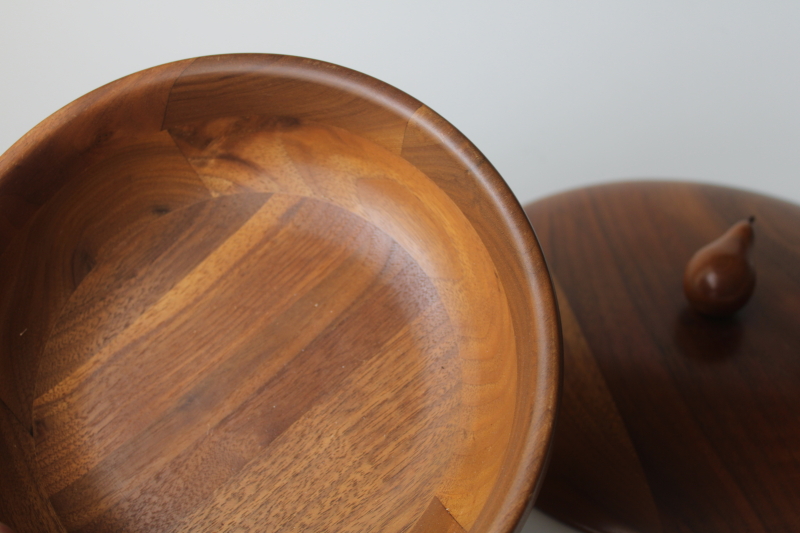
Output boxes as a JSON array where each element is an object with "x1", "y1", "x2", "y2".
[
  {"x1": 526, "y1": 181, "x2": 800, "y2": 533},
  {"x1": 0, "y1": 55, "x2": 560, "y2": 533}
]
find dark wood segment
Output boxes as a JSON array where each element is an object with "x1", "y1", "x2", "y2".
[
  {"x1": 0, "y1": 400, "x2": 65, "y2": 533},
  {"x1": 526, "y1": 182, "x2": 800, "y2": 533},
  {"x1": 539, "y1": 282, "x2": 662, "y2": 533},
  {"x1": 35, "y1": 193, "x2": 267, "y2": 399},
  {"x1": 0, "y1": 55, "x2": 560, "y2": 532}
]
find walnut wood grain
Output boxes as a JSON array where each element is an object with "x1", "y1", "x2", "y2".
[
  {"x1": 0, "y1": 54, "x2": 560, "y2": 533},
  {"x1": 0, "y1": 400, "x2": 65, "y2": 533},
  {"x1": 526, "y1": 182, "x2": 800, "y2": 533},
  {"x1": 543, "y1": 281, "x2": 662, "y2": 533}
]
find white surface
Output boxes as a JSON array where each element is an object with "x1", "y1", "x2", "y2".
[{"x1": 2, "y1": 2, "x2": 799, "y2": 531}]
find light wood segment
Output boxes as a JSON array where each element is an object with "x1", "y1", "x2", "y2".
[
  {"x1": 401, "y1": 105, "x2": 561, "y2": 532},
  {"x1": 409, "y1": 497, "x2": 468, "y2": 533}
]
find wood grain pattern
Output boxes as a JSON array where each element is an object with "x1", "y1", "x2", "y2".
[
  {"x1": 167, "y1": 115, "x2": 521, "y2": 530},
  {"x1": 541, "y1": 282, "x2": 661, "y2": 533},
  {"x1": 526, "y1": 182, "x2": 800, "y2": 533},
  {"x1": 0, "y1": 60, "x2": 193, "y2": 257},
  {"x1": 163, "y1": 55, "x2": 418, "y2": 156},
  {"x1": 0, "y1": 60, "x2": 201, "y2": 423},
  {"x1": 0, "y1": 132, "x2": 210, "y2": 426},
  {"x1": 0, "y1": 400, "x2": 65, "y2": 533},
  {"x1": 0, "y1": 55, "x2": 560, "y2": 532}
]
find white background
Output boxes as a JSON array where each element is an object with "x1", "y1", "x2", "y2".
[{"x1": 2, "y1": 2, "x2": 798, "y2": 532}]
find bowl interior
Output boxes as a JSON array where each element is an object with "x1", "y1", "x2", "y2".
[{"x1": 0, "y1": 55, "x2": 559, "y2": 533}]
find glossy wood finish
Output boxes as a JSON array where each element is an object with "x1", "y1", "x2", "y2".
[
  {"x1": 683, "y1": 218, "x2": 756, "y2": 316},
  {"x1": 525, "y1": 182, "x2": 800, "y2": 533},
  {"x1": 0, "y1": 55, "x2": 560, "y2": 533}
]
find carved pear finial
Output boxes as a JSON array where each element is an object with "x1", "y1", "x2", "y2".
[{"x1": 683, "y1": 217, "x2": 756, "y2": 317}]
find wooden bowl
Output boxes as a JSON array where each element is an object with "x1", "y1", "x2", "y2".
[{"x1": 0, "y1": 54, "x2": 560, "y2": 533}]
